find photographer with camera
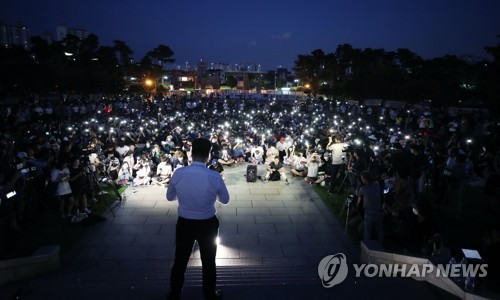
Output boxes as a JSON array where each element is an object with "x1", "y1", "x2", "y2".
[
  {"x1": 326, "y1": 134, "x2": 348, "y2": 193},
  {"x1": 85, "y1": 147, "x2": 102, "y2": 181},
  {"x1": 357, "y1": 171, "x2": 384, "y2": 245},
  {"x1": 348, "y1": 148, "x2": 369, "y2": 193},
  {"x1": 68, "y1": 158, "x2": 91, "y2": 216}
]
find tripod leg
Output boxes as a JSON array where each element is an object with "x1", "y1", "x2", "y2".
[
  {"x1": 345, "y1": 202, "x2": 350, "y2": 235},
  {"x1": 337, "y1": 172, "x2": 349, "y2": 194}
]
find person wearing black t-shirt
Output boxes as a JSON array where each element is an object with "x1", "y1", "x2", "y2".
[
  {"x1": 263, "y1": 156, "x2": 289, "y2": 184},
  {"x1": 206, "y1": 159, "x2": 225, "y2": 180}
]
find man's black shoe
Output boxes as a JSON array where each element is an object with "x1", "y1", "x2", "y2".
[{"x1": 215, "y1": 290, "x2": 223, "y2": 300}]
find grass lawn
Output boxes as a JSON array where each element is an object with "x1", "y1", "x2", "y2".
[
  {"x1": 313, "y1": 186, "x2": 362, "y2": 243},
  {"x1": 0, "y1": 184, "x2": 127, "y2": 260}
]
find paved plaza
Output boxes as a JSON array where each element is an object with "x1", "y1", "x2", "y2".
[{"x1": 0, "y1": 163, "x2": 451, "y2": 299}]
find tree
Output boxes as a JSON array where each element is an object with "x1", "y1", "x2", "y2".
[
  {"x1": 146, "y1": 44, "x2": 175, "y2": 68},
  {"x1": 293, "y1": 49, "x2": 328, "y2": 96},
  {"x1": 113, "y1": 40, "x2": 133, "y2": 66},
  {"x1": 140, "y1": 44, "x2": 176, "y2": 90}
]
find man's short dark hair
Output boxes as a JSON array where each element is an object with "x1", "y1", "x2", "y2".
[{"x1": 191, "y1": 138, "x2": 212, "y2": 160}]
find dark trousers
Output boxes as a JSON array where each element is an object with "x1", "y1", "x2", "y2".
[
  {"x1": 328, "y1": 164, "x2": 342, "y2": 192},
  {"x1": 170, "y1": 216, "x2": 219, "y2": 300}
]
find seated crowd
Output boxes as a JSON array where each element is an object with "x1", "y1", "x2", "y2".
[{"x1": 0, "y1": 94, "x2": 499, "y2": 266}]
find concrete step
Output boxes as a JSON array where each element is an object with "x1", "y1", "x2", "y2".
[{"x1": 31, "y1": 265, "x2": 319, "y2": 289}]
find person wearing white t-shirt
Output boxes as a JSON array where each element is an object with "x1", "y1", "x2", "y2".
[
  {"x1": 251, "y1": 144, "x2": 264, "y2": 164},
  {"x1": 304, "y1": 153, "x2": 320, "y2": 182},
  {"x1": 115, "y1": 142, "x2": 130, "y2": 158},
  {"x1": 326, "y1": 134, "x2": 348, "y2": 193},
  {"x1": 152, "y1": 155, "x2": 173, "y2": 186},
  {"x1": 290, "y1": 152, "x2": 307, "y2": 177}
]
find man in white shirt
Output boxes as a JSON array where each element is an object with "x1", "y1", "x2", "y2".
[
  {"x1": 326, "y1": 134, "x2": 348, "y2": 193},
  {"x1": 166, "y1": 138, "x2": 229, "y2": 300}
]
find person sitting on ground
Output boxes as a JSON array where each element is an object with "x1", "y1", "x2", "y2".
[
  {"x1": 133, "y1": 155, "x2": 151, "y2": 186},
  {"x1": 172, "y1": 150, "x2": 188, "y2": 171},
  {"x1": 290, "y1": 151, "x2": 307, "y2": 177},
  {"x1": 152, "y1": 155, "x2": 173, "y2": 186},
  {"x1": 304, "y1": 152, "x2": 324, "y2": 185},
  {"x1": 218, "y1": 147, "x2": 235, "y2": 166},
  {"x1": 232, "y1": 140, "x2": 245, "y2": 163},
  {"x1": 123, "y1": 150, "x2": 135, "y2": 175},
  {"x1": 117, "y1": 161, "x2": 132, "y2": 185},
  {"x1": 207, "y1": 158, "x2": 225, "y2": 180},
  {"x1": 250, "y1": 143, "x2": 264, "y2": 164},
  {"x1": 265, "y1": 145, "x2": 279, "y2": 164},
  {"x1": 106, "y1": 154, "x2": 121, "y2": 182},
  {"x1": 264, "y1": 156, "x2": 289, "y2": 185}
]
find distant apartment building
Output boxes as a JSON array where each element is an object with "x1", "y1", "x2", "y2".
[
  {"x1": 56, "y1": 24, "x2": 89, "y2": 41},
  {"x1": 0, "y1": 22, "x2": 31, "y2": 49},
  {"x1": 40, "y1": 31, "x2": 54, "y2": 44}
]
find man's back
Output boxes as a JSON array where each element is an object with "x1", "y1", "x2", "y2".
[{"x1": 167, "y1": 162, "x2": 229, "y2": 220}]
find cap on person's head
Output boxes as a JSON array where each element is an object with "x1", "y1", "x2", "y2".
[
  {"x1": 191, "y1": 138, "x2": 212, "y2": 159},
  {"x1": 17, "y1": 152, "x2": 28, "y2": 160}
]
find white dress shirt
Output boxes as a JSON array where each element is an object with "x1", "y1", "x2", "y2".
[{"x1": 167, "y1": 161, "x2": 230, "y2": 219}]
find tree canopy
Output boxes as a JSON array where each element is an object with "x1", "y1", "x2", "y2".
[
  {"x1": 293, "y1": 40, "x2": 500, "y2": 107},
  {"x1": 0, "y1": 34, "x2": 175, "y2": 96}
]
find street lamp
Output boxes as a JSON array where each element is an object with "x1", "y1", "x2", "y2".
[{"x1": 145, "y1": 79, "x2": 155, "y2": 100}]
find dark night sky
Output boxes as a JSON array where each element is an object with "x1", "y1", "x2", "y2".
[{"x1": 1, "y1": 0, "x2": 499, "y2": 70}]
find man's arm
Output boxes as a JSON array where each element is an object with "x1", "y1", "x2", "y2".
[
  {"x1": 217, "y1": 177, "x2": 230, "y2": 204},
  {"x1": 166, "y1": 174, "x2": 177, "y2": 201}
]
